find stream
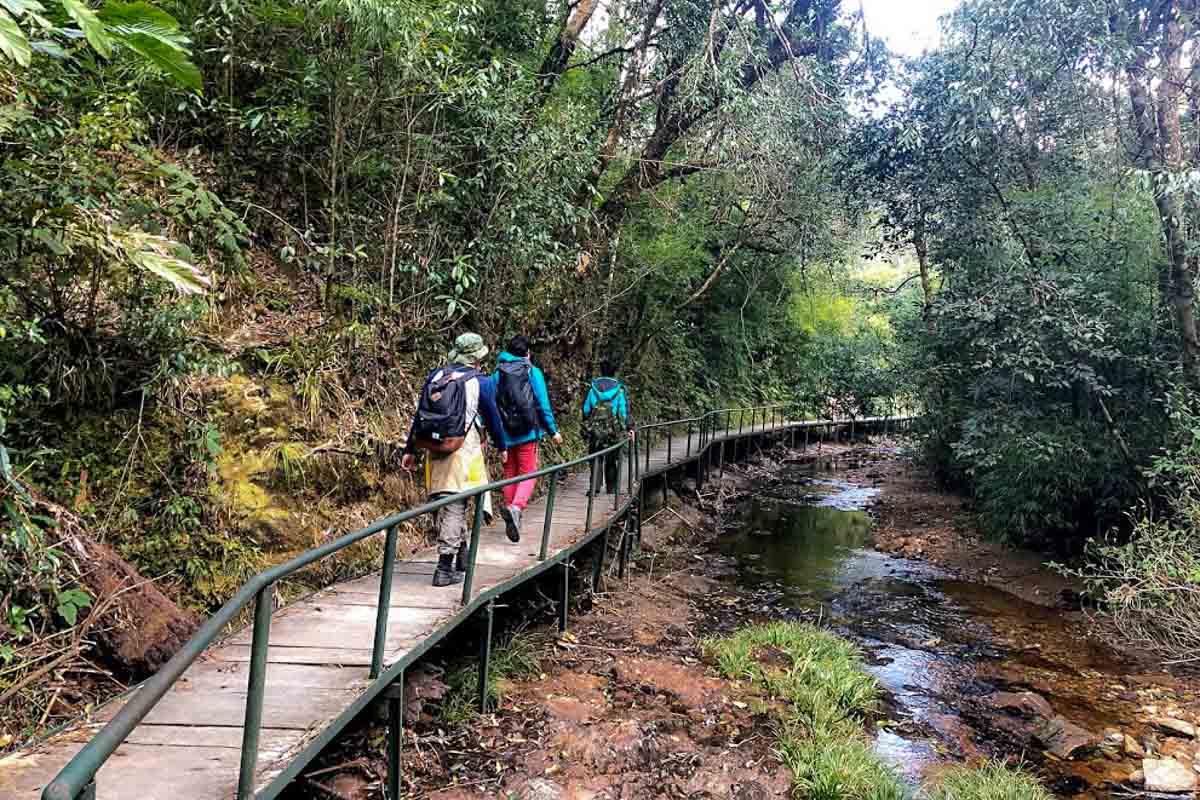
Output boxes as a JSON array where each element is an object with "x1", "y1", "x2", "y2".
[{"x1": 713, "y1": 449, "x2": 1199, "y2": 797}]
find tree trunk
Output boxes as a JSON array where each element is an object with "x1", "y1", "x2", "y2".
[
  {"x1": 1155, "y1": 5, "x2": 1200, "y2": 384},
  {"x1": 913, "y1": 207, "x2": 934, "y2": 333}
]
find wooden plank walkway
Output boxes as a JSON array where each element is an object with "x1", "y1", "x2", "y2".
[{"x1": 3, "y1": 420, "x2": 803, "y2": 800}]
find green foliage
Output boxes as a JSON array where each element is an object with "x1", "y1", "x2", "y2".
[
  {"x1": 0, "y1": 491, "x2": 88, "y2": 639},
  {"x1": 1059, "y1": 409, "x2": 1200, "y2": 660},
  {"x1": 868, "y1": 0, "x2": 1180, "y2": 546}
]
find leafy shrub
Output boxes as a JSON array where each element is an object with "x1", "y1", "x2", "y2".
[
  {"x1": 1062, "y1": 412, "x2": 1200, "y2": 660},
  {"x1": 0, "y1": 485, "x2": 90, "y2": 649}
]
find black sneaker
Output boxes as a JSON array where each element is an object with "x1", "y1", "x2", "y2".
[
  {"x1": 432, "y1": 554, "x2": 463, "y2": 587},
  {"x1": 500, "y1": 504, "x2": 521, "y2": 542}
]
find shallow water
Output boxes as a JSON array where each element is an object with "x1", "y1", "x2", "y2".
[{"x1": 715, "y1": 456, "x2": 1145, "y2": 797}]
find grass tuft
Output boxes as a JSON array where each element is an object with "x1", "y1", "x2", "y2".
[
  {"x1": 924, "y1": 763, "x2": 1054, "y2": 800},
  {"x1": 705, "y1": 621, "x2": 905, "y2": 800},
  {"x1": 439, "y1": 632, "x2": 541, "y2": 725},
  {"x1": 780, "y1": 734, "x2": 910, "y2": 800}
]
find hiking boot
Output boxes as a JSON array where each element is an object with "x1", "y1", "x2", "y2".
[
  {"x1": 432, "y1": 553, "x2": 463, "y2": 587},
  {"x1": 455, "y1": 542, "x2": 468, "y2": 573},
  {"x1": 500, "y1": 504, "x2": 522, "y2": 543}
]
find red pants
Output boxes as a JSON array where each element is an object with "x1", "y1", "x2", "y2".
[{"x1": 502, "y1": 441, "x2": 539, "y2": 509}]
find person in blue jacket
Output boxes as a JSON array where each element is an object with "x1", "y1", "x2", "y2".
[
  {"x1": 492, "y1": 335, "x2": 562, "y2": 542},
  {"x1": 582, "y1": 359, "x2": 633, "y2": 495}
]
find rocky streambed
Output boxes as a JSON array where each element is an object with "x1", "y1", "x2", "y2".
[{"x1": 719, "y1": 447, "x2": 1200, "y2": 797}]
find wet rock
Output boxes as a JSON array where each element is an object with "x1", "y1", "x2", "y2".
[
  {"x1": 1152, "y1": 716, "x2": 1198, "y2": 739},
  {"x1": 1159, "y1": 738, "x2": 1196, "y2": 764},
  {"x1": 1125, "y1": 734, "x2": 1146, "y2": 758},
  {"x1": 1035, "y1": 716, "x2": 1099, "y2": 760},
  {"x1": 988, "y1": 691, "x2": 1054, "y2": 718},
  {"x1": 1143, "y1": 758, "x2": 1198, "y2": 793}
]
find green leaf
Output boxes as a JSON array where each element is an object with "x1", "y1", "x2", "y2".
[
  {"x1": 61, "y1": 0, "x2": 110, "y2": 57},
  {"x1": 57, "y1": 602, "x2": 78, "y2": 625},
  {"x1": 122, "y1": 231, "x2": 212, "y2": 294},
  {"x1": 97, "y1": 2, "x2": 200, "y2": 90},
  {"x1": 29, "y1": 39, "x2": 67, "y2": 57},
  {"x1": 97, "y1": 0, "x2": 182, "y2": 41},
  {"x1": 0, "y1": 8, "x2": 31, "y2": 66},
  {"x1": 0, "y1": 101, "x2": 33, "y2": 133},
  {"x1": 114, "y1": 30, "x2": 200, "y2": 90}
]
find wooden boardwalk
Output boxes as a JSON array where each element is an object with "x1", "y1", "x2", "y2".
[{"x1": 3, "y1": 419, "x2": 808, "y2": 800}]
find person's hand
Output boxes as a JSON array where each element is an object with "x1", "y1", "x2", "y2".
[
  {"x1": 401, "y1": 453, "x2": 416, "y2": 471},
  {"x1": 627, "y1": 430, "x2": 636, "y2": 441},
  {"x1": 501, "y1": 450, "x2": 509, "y2": 464},
  {"x1": 552, "y1": 432, "x2": 563, "y2": 445}
]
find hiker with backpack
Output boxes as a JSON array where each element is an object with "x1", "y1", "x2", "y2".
[
  {"x1": 401, "y1": 333, "x2": 509, "y2": 587},
  {"x1": 492, "y1": 335, "x2": 562, "y2": 543},
  {"x1": 582, "y1": 359, "x2": 633, "y2": 495}
]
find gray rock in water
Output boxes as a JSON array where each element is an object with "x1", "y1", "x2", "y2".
[{"x1": 1142, "y1": 758, "x2": 1198, "y2": 793}]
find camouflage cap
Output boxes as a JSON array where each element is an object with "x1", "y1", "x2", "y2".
[{"x1": 449, "y1": 332, "x2": 489, "y2": 363}]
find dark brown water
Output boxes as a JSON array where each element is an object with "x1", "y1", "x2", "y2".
[{"x1": 715, "y1": 457, "x2": 1149, "y2": 796}]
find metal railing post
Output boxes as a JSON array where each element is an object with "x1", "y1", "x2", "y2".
[
  {"x1": 237, "y1": 585, "x2": 274, "y2": 800},
  {"x1": 477, "y1": 601, "x2": 494, "y2": 713},
  {"x1": 585, "y1": 459, "x2": 597, "y2": 532},
  {"x1": 386, "y1": 678, "x2": 404, "y2": 800},
  {"x1": 738, "y1": 410, "x2": 744, "y2": 435},
  {"x1": 460, "y1": 496, "x2": 487, "y2": 605},
  {"x1": 667, "y1": 429, "x2": 673, "y2": 464},
  {"x1": 591, "y1": 527, "x2": 607, "y2": 594},
  {"x1": 539, "y1": 471, "x2": 558, "y2": 560},
  {"x1": 371, "y1": 525, "x2": 399, "y2": 678},
  {"x1": 558, "y1": 560, "x2": 570, "y2": 633},
  {"x1": 686, "y1": 422, "x2": 692, "y2": 458},
  {"x1": 627, "y1": 441, "x2": 634, "y2": 496}
]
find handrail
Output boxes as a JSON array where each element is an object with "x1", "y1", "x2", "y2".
[
  {"x1": 42, "y1": 436, "x2": 625, "y2": 800},
  {"x1": 41, "y1": 404, "x2": 911, "y2": 800}
]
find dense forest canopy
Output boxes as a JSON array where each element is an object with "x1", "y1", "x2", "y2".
[{"x1": 4, "y1": 0, "x2": 1200, "y2": 743}]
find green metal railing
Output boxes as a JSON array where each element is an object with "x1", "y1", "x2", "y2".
[{"x1": 40, "y1": 405, "x2": 915, "y2": 800}]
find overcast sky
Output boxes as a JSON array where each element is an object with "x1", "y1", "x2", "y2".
[{"x1": 856, "y1": 0, "x2": 962, "y2": 57}]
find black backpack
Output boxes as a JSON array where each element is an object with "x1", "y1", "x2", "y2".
[
  {"x1": 497, "y1": 360, "x2": 538, "y2": 437},
  {"x1": 411, "y1": 366, "x2": 478, "y2": 454}
]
